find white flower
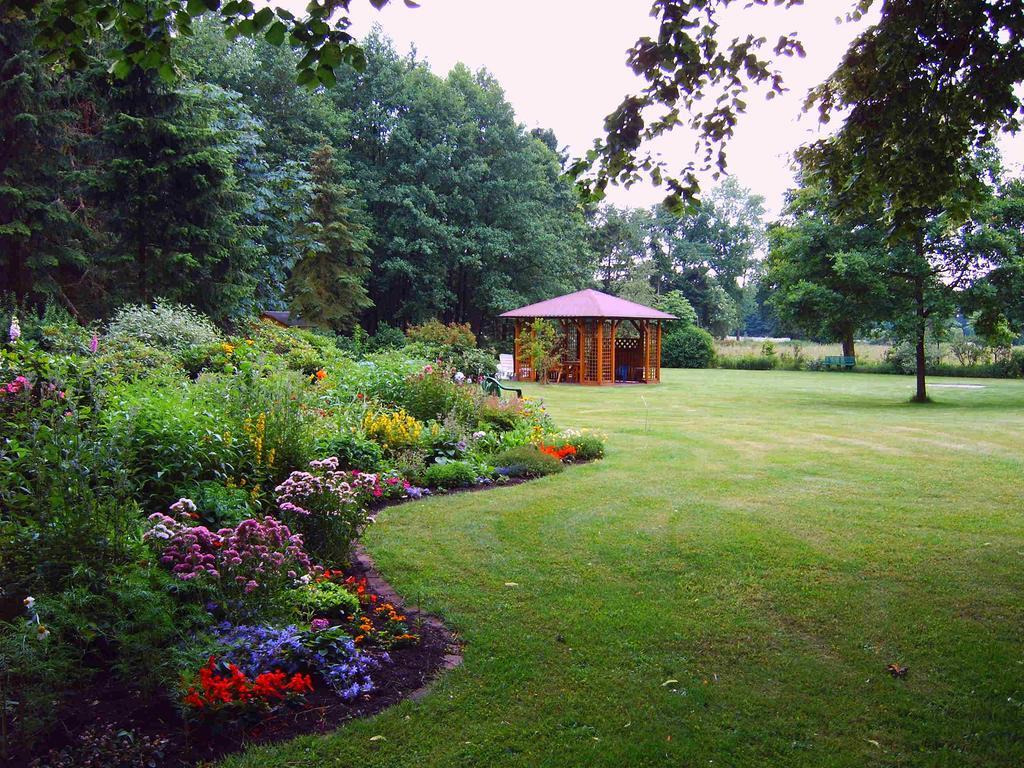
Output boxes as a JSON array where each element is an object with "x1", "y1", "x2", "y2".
[
  {"x1": 472, "y1": 431, "x2": 486, "y2": 440},
  {"x1": 169, "y1": 498, "x2": 197, "y2": 516},
  {"x1": 35, "y1": 624, "x2": 50, "y2": 641},
  {"x1": 23, "y1": 596, "x2": 35, "y2": 611},
  {"x1": 454, "y1": 371, "x2": 466, "y2": 384}
]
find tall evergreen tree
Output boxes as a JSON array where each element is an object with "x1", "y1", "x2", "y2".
[
  {"x1": 0, "y1": 20, "x2": 88, "y2": 309},
  {"x1": 288, "y1": 143, "x2": 373, "y2": 332},
  {"x1": 88, "y1": 73, "x2": 263, "y2": 320}
]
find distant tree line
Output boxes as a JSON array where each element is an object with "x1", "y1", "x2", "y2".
[{"x1": 0, "y1": 18, "x2": 593, "y2": 333}]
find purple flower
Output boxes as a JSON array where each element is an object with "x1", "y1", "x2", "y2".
[
  {"x1": 89, "y1": 334, "x2": 99, "y2": 354},
  {"x1": 8, "y1": 316, "x2": 20, "y2": 343}
]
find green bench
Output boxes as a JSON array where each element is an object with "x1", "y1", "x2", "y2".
[
  {"x1": 823, "y1": 355, "x2": 856, "y2": 369},
  {"x1": 482, "y1": 376, "x2": 522, "y2": 398}
]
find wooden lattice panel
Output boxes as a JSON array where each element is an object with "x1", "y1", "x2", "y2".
[
  {"x1": 601, "y1": 321, "x2": 614, "y2": 383},
  {"x1": 582, "y1": 320, "x2": 598, "y2": 382},
  {"x1": 562, "y1": 324, "x2": 579, "y2": 363},
  {"x1": 646, "y1": 322, "x2": 658, "y2": 382}
]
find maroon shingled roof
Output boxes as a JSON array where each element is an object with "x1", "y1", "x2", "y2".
[{"x1": 499, "y1": 289, "x2": 676, "y2": 320}]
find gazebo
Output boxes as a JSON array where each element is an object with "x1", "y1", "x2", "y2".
[{"x1": 500, "y1": 289, "x2": 676, "y2": 385}]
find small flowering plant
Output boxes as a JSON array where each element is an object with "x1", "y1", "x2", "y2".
[
  {"x1": 537, "y1": 442, "x2": 577, "y2": 461},
  {"x1": 340, "y1": 576, "x2": 419, "y2": 649},
  {"x1": 213, "y1": 621, "x2": 377, "y2": 701},
  {"x1": 181, "y1": 655, "x2": 313, "y2": 717},
  {"x1": 274, "y1": 457, "x2": 375, "y2": 561},
  {"x1": 144, "y1": 500, "x2": 318, "y2": 609}
]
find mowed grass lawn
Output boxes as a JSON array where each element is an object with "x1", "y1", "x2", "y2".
[{"x1": 226, "y1": 370, "x2": 1024, "y2": 768}]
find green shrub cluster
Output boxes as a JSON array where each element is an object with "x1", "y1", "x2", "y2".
[
  {"x1": 419, "y1": 460, "x2": 479, "y2": 489},
  {"x1": 491, "y1": 445, "x2": 565, "y2": 477},
  {"x1": 662, "y1": 325, "x2": 715, "y2": 368}
]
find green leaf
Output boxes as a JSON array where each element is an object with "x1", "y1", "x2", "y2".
[
  {"x1": 319, "y1": 42, "x2": 342, "y2": 68},
  {"x1": 157, "y1": 62, "x2": 176, "y2": 83},
  {"x1": 296, "y1": 68, "x2": 317, "y2": 88},
  {"x1": 317, "y1": 66, "x2": 337, "y2": 88},
  {"x1": 252, "y1": 7, "x2": 273, "y2": 30},
  {"x1": 264, "y1": 20, "x2": 287, "y2": 46},
  {"x1": 110, "y1": 58, "x2": 133, "y2": 79}
]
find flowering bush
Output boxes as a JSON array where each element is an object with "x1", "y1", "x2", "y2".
[
  {"x1": 144, "y1": 501, "x2": 316, "y2": 605},
  {"x1": 362, "y1": 408, "x2": 424, "y2": 450},
  {"x1": 105, "y1": 299, "x2": 221, "y2": 354},
  {"x1": 274, "y1": 457, "x2": 378, "y2": 561},
  {"x1": 214, "y1": 622, "x2": 376, "y2": 700},
  {"x1": 538, "y1": 442, "x2": 577, "y2": 461},
  {"x1": 181, "y1": 655, "x2": 313, "y2": 714},
  {"x1": 557, "y1": 429, "x2": 607, "y2": 460},
  {"x1": 340, "y1": 577, "x2": 418, "y2": 649}
]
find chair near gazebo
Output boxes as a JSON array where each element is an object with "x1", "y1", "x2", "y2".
[{"x1": 499, "y1": 289, "x2": 676, "y2": 385}]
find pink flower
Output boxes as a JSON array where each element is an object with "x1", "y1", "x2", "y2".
[
  {"x1": 311, "y1": 618, "x2": 330, "y2": 632},
  {"x1": 89, "y1": 335, "x2": 99, "y2": 354}
]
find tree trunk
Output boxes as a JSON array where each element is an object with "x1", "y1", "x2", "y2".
[
  {"x1": 913, "y1": 274, "x2": 928, "y2": 403},
  {"x1": 841, "y1": 328, "x2": 855, "y2": 359}
]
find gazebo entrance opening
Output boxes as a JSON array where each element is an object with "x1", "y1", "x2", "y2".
[{"x1": 500, "y1": 289, "x2": 675, "y2": 386}]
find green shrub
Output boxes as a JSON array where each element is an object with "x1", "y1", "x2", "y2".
[
  {"x1": 290, "y1": 580, "x2": 360, "y2": 620},
  {"x1": 400, "y1": 366, "x2": 480, "y2": 427},
  {"x1": 319, "y1": 428, "x2": 386, "y2": 471},
  {"x1": 420, "y1": 460, "x2": 478, "y2": 489},
  {"x1": 104, "y1": 378, "x2": 242, "y2": 508},
  {"x1": 662, "y1": 325, "x2": 715, "y2": 368},
  {"x1": 491, "y1": 445, "x2": 564, "y2": 477},
  {"x1": 177, "y1": 480, "x2": 253, "y2": 529},
  {"x1": 335, "y1": 350, "x2": 427, "y2": 405},
  {"x1": 560, "y1": 430, "x2": 606, "y2": 460},
  {"x1": 36, "y1": 304, "x2": 94, "y2": 354},
  {"x1": 403, "y1": 340, "x2": 498, "y2": 378},
  {"x1": 368, "y1": 324, "x2": 407, "y2": 352},
  {"x1": 996, "y1": 349, "x2": 1024, "y2": 378},
  {"x1": 0, "y1": 404, "x2": 143, "y2": 592},
  {"x1": 93, "y1": 337, "x2": 182, "y2": 382},
  {"x1": 406, "y1": 319, "x2": 476, "y2": 347},
  {"x1": 106, "y1": 299, "x2": 221, "y2": 353},
  {"x1": 479, "y1": 395, "x2": 526, "y2": 431},
  {"x1": 211, "y1": 370, "x2": 318, "y2": 491}
]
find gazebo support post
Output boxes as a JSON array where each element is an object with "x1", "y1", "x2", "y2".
[
  {"x1": 610, "y1": 320, "x2": 619, "y2": 383},
  {"x1": 643, "y1": 321, "x2": 651, "y2": 384},
  {"x1": 656, "y1": 321, "x2": 662, "y2": 383},
  {"x1": 513, "y1": 320, "x2": 521, "y2": 381},
  {"x1": 577, "y1": 319, "x2": 585, "y2": 384},
  {"x1": 596, "y1": 320, "x2": 604, "y2": 385}
]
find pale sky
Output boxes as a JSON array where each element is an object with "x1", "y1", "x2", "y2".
[{"x1": 307, "y1": 0, "x2": 1023, "y2": 219}]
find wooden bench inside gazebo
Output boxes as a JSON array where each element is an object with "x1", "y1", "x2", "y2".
[{"x1": 500, "y1": 289, "x2": 676, "y2": 385}]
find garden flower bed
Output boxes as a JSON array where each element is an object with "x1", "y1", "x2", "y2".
[{"x1": 0, "y1": 306, "x2": 605, "y2": 767}]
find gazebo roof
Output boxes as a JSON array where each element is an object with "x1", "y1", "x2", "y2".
[{"x1": 500, "y1": 289, "x2": 676, "y2": 320}]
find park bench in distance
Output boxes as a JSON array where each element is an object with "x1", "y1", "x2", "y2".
[{"x1": 823, "y1": 355, "x2": 856, "y2": 369}]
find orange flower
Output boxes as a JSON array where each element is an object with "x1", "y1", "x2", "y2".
[{"x1": 315, "y1": 369, "x2": 327, "y2": 380}]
